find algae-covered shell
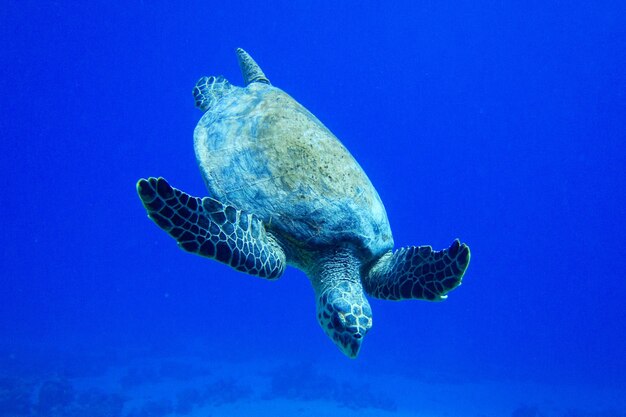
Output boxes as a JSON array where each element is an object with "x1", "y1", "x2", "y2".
[{"x1": 194, "y1": 77, "x2": 393, "y2": 265}]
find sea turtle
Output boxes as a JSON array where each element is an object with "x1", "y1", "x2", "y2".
[{"x1": 136, "y1": 48, "x2": 470, "y2": 358}]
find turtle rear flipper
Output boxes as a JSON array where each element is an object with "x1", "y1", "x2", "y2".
[
  {"x1": 193, "y1": 76, "x2": 233, "y2": 111},
  {"x1": 137, "y1": 177, "x2": 286, "y2": 279},
  {"x1": 236, "y1": 48, "x2": 270, "y2": 85},
  {"x1": 363, "y1": 240, "x2": 470, "y2": 301}
]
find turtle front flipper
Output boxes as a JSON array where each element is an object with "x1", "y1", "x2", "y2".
[
  {"x1": 362, "y1": 240, "x2": 470, "y2": 301},
  {"x1": 136, "y1": 177, "x2": 286, "y2": 279}
]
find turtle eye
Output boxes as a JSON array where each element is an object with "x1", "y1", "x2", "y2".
[
  {"x1": 331, "y1": 312, "x2": 346, "y2": 329},
  {"x1": 337, "y1": 311, "x2": 347, "y2": 326}
]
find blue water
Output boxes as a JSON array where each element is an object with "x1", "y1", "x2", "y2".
[{"x1": 1, "y1": 1, "x2": 625, "y2": 416}]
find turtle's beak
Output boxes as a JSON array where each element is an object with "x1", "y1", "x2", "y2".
[
  {"x1": 333, "y1": 325, "x2": 367, "y2": 358},
  {"x1": 345, "y1": 335, "x2": 364, "y2": 359}
]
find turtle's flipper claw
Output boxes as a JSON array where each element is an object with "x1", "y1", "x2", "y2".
[{"x1": 363, "y1": 239, "x2": 470, "y2": 301}]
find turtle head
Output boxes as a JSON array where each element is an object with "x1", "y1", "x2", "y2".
[{"x1": 316, "y1": 281, "x2": 373, "y2": 358}]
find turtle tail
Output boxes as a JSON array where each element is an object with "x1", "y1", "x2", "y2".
[{"x1": 192, "y1": 75, "x2": 232, "y2": 112}]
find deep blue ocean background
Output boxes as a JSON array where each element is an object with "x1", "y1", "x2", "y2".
[{"x1": 1, "y1": 1, "x2": 625, "y2": 416}]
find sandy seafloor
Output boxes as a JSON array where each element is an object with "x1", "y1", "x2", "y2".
[{"x1": 2, "y1": 343, "x2": 624, "y2": 417}]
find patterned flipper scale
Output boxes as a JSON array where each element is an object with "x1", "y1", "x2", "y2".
[
  {"x1": 136, "y1": 177, "x2": 285, "y2": 279},
  {"x1": 363, "y1": 239, "x2": 470, "y2": 301},
  {"x1": 193, "y1": 75, "x2": 232, "y2": 111}
]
